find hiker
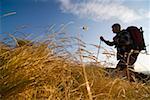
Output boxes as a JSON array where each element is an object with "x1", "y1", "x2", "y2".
[{"x1": 100, "y1": 23, "x2": 140, "y2": 81}]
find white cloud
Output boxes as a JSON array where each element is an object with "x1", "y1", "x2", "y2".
[
  {"x1": 138, "y1": 9, "x2": 150, "y2": 19},
  {"x1": 2, "y1": 12, "x2": 16, "y2": 17},
  {"x1": 146, "y1": 11, "x2": 150, "y2": 18},
  {"x1": 58, "y1": 0, "x2": 142, "y2": 23}
]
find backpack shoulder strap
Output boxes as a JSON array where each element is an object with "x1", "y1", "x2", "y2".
[{"x1": 120, "y1": 29, "x2": 130, "y2": 36}]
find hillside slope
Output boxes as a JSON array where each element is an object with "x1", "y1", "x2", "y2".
[{"x1": 0, "y1": 42, "x2": 150, "y2": 100}]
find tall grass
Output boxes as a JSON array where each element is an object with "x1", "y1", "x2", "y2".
[{"x1": 0, "y1": 28, "x2": 150, "y2": 100}]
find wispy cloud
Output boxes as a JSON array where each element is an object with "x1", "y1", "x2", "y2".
[
  {"x1": 2, "y1": 12, "x2": 16, "y2": 17},
  {"x1": 58, "y1": 0, "x2": 144, "y2": 23}
]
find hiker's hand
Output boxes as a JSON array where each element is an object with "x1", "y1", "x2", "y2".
[{"x1": 100, "y1": 36, "x2": 104, "y2": 41}]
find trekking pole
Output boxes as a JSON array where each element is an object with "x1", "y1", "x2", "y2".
[{"x1": 96, "y1": 39, "x2": 101, "y2": 62}]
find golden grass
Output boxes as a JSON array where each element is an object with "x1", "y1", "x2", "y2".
[{"x1": 0, "y1": 38, "x2": 150, "y2": 100}]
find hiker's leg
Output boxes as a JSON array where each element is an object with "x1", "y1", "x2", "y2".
[
  {"x1": 126, "y1": 52, "x2": 139, "y2": 82},
  {"x1": 129, "y1": 66, "x2": 136, "y2": 82},
  {"x1": 116, "y1": 62, "x2": 120, "y2": 77},
  {"x1": 128, "y1": 53, "x2": 139, "y2": 65},
  {"x1": 116, "y1": 59, "x2": 126, "y2": 78},
  {"x1": 124, "y1": 52, "x2": 132, "y2": 81}
]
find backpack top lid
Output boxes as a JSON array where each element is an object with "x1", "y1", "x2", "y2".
[{"x1": 126, "y1": 26, "x2": 146, "y2": 50}]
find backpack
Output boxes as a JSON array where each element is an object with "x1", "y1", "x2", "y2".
[{"x1": 126, "y1": 26, "x2": 146, "y2": 51}]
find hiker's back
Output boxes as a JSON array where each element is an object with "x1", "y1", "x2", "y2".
[{"x1": 113, "y1": 30, "x2": 132, "y2": 52}]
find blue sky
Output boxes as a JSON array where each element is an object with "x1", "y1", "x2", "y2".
[{"x1": 0, "y1": 0, "x2": 150, "y2": 72}]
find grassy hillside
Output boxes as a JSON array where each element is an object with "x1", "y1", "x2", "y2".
[
  {"x1": 0, "y1": 41, "x2": 150, "y2": 100},
  {"x1": 0, "y1": 29, "x2": 150, "y2": 100}
]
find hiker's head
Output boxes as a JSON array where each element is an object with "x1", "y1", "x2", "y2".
[{"x1": 112, "y1": 23, "x2": 121, "y2": 33}]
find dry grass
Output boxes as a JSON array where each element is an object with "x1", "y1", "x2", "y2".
[{"x1": 0, "y1": 32, "x2": 150, "y2": 100}]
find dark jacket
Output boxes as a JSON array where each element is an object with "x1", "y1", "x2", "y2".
[{"x1": 104, "y1": 30, "x2": 133, "y2": 60}]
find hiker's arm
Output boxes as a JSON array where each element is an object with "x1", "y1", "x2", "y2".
[
  {"x1": 100, "y1": 36, "x2": 115, "y2": 46},
  {"x1": 104, "y1": 40, "x2": 115, "y2": 46}
]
